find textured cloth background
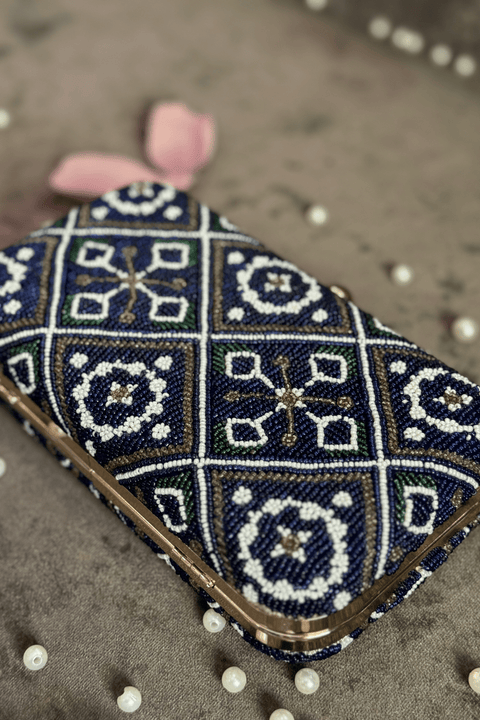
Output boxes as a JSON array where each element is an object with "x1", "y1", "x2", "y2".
[
  {"x1": 313, "y1": 0, "x2": 480, "y2": 90},
  {"x1": 1, "y1": 0, "x2": 480, "y2": 718}
]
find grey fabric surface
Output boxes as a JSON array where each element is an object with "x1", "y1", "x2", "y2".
[
  {"x1": 2, "y1": 406, "x2": 480, "y2": 720},
  {"x1": 1, "y1": 0, "x2": 480, "y2": 718},
  {"x1": 312, "y1": 0, "x2": 480, "y2": 94}
]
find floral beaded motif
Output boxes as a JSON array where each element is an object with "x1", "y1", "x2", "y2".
[{"x1": 1, "y1": 181, "x2": 479, "y2": 663}]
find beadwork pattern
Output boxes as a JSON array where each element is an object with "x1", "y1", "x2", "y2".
[{"x1": 1, "y1": 181, "x2": 479, "y2": 662}]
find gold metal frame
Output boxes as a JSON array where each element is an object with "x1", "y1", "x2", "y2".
[{"x1": 1, "y1": 368, "x2": 479, "y2": 653}]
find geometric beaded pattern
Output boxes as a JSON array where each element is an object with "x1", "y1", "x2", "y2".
[{"x1": 1, "y1": 181, "x2": 479, "y2": 662}]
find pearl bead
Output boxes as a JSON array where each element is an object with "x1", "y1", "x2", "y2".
[
  {"x1": 23, "y1": 645, "x2": 48, "y2": 671},
  {"x1": 368, "y1": 16, "x2": 392, "y2": 41},
  {"x1": 0, "y1": 457, "x2": 5, "y2": 477},
  {"x1": 391, "y1": 27, "x2": 425, "y2": 54},
  {"x1": 269, "y1": 710, "x2": 294, "y2": 720},
  {"x1": 305, "y1": 0, "x2": 328, "y2": 10},
  {"x1": 203, "y1": 608, "x2": 226, "y2": 633},
  {"x1": 451, "y1": 317, "x2": 478, "y2": 343},
  {"x1": 390, "y1": 264, "x2": 414, "y2": 286},
  {"x1": 294, "y1": 668, "x2": 320, "y2": 694},
  {"x1": 0, "y1": 109, "x2": 10, "y2": 129},
  {"x1": 330, "y1": 285, "x2": 352, "y2": 302},
  {"x1": 222, "y1": 666, "x2": 247, "y2": 693},
  {"x1": 429, "y1": 44, "x2": 453, "y2": 67},
  {"x1": 117, "y1": 687, "x2": 142, "y2": 713},
  {"x1": 469, "y1": 668, "x2": 480, "y2": 694},
  {"x1": 454, "y1": 54, "x2": 477, "y2": 77},
  {"x1": 305, "y1": 205, "x2": 329, "y2": 226}
]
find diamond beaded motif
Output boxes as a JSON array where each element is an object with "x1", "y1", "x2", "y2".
[{"x1": 1, "y1": 181, "x2": 479, "y2": 662}]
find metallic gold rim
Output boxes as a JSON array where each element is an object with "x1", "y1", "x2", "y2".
[{"x1": 1, "y1": 369, "x2": 479, "y2": 653}]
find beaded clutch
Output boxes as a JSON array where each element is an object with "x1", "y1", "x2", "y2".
[{"x1": 1, "y1": 181, "x2": 479, "y2": 663}]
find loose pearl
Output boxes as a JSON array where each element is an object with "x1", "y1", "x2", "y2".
[
  {"x1": 0, "y1": 109, "x2": 10, "y2": 129},
  {"x1": 451, "y1": 317, "x2": 479, "y2": 343},
  {"x1": 295, "y1": 668, "x2": 320, "y2": 695},
  {"x1": 330, "y1": 285, "x2": 352, "y2": 301},
  {"x1": 454, "y1": 54, "x2": 477, "y2": 77},
  {"x1": 203, "y1": 608, "x2": 226, "y2": 633},
  {"x1": 391, "y1": 27, "x2": 425, "y2": 54},
  {"x1": 0, "y1": 457, "x2": 5, "y2": 477},
  {"x1": 368, "y1": 16, "x2": 392, "y2": 41},
  {"x1": 222, "y1": 666, "x2": 247, "y2": 693},
  {"x1": 117, "y1": 687, "x2": 142, "y2": 713},
  {"x1": 305, "y1": 0, "x2": 328, "y2": 10},
  {"x1": 469, "y1": 668, "x2": 480, "y2": 694},
  {"x1": 269, "y1": 710, "x2": 294, "y2": 720},
  {"x1": 429, "y1": 44, "x2": 453, "y2": 67},
  {"x1": 23, "y1": 645, "x2": 48, "y2": 671},
  {"x1": 305, "y1": 205, "x2": 329, "y2": 226},
  {"x1": 390, "y1": 264, "x2": 414, "y2": 286}
]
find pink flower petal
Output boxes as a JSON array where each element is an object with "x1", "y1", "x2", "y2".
[
  {"x1": 164, "y1": 172, "x2": 196, "y2": 191},
  {"x1": 49, "y1": 153, "x2": 168, "y2": 198},
  {"x1": 145, "y1": 102, "x2": 215, "y2": 175}
]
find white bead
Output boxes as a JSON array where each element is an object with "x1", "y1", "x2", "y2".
[
  {"x1": 454, "y1": 54, "x2": 477, "y2": 77},
  {"x1": 222, "y1": 666, "x2": 247, "y2": 693},
  {"x1": 390, "y1": 264, "x2": 414, "y2": 286},
  {"x1": 451, "y1": 317, "x2": 479, "y2": 343},
  {"x1": 295, "y1": 668, "x2": 320, "y2": 694},
  {"x1": 368, "y1": 16, "x2": 392, "y2": 41},
  {"x1": 469, "y1": 668, "x2": 480, "y2": 694},
  {"x1": 429, "y1": 44, "x2": 453, "y2": 67},
  {"x1": 305, "y1": 0, "x2": 328, "y2": 10},
  {"x1": 0, "y1": 109, "x2": 10, "y2": 129},
  {"x1": 117, "y1": 687, "x2": 142, "y2": 713},
  {"x1": 305, "y1": 205, "x2": 329, "y2": 226},
  {"x1": 203, "y1": 608, "x2": 226, "y2": 633},
  {"x1": 23, "y1": 645, "x2": 48, "y2": 671},
  {"x1": 0, "y1": 457, "x2": 5, "y2": 477},
  {"x1": 269, "y1": 710, "x2": 294, "y2": 720},
  {"x1": 391, "y1": 27, "x2": 425, "y2": 54}
]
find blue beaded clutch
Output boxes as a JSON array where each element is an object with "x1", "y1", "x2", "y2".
[{"x1": 0, "y1": 181, "x2": 479, "y2": 662}]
